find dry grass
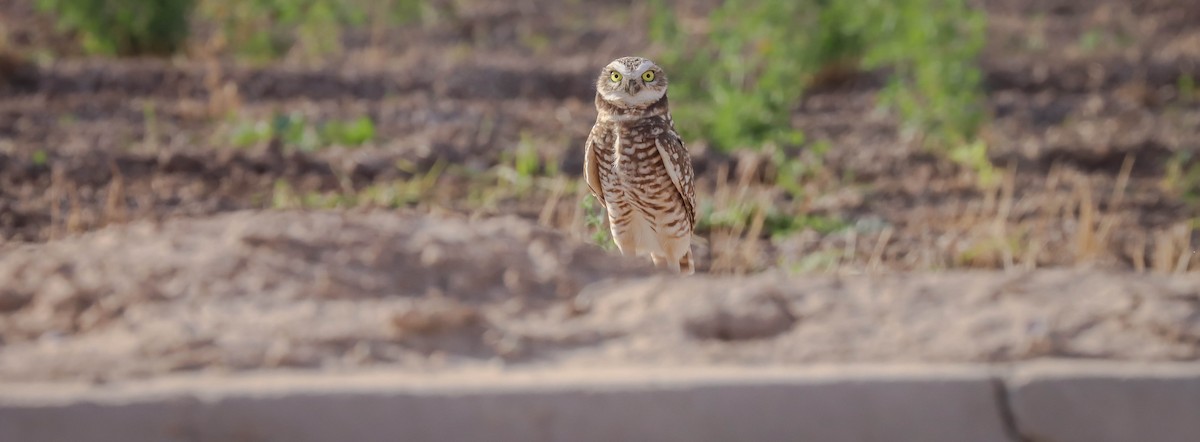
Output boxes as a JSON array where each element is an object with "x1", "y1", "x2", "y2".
[{"x1": 255, "y1": 137, "x2": 1197, "y2": 275}]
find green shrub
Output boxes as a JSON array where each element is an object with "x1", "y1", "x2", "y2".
[
  {"x1": 649, "y1": 0, "x2": 811, "y2": 152},
  {"x1": 199, "y1": 0, "x2": 424, "y2": 60},
  {"x1": 37, "y1": 0, "x2": 195, "y2": 55},
  {"x1": 650, "y1": 0, "x2": 990, "y2": 180},
  {"x1": 850, "y1": 0, "x2": 990, "y2": 180}
]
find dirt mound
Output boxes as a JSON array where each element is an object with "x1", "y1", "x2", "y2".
[
  {"x1": 563, "y1": 270, "x2": 1200, "y2": 366},
  {"x1": 0, "y1": 210, "x2": 652, "y2": 381},
  {"x1": 1, "y1": 211, "x2": 1197, "y2": 383}
]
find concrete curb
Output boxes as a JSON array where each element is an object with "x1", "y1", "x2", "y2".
[
  {"x1": 1, "y1": 362, "x2": 1197, "y2": 442},
  {"x1": 1006, "y1": 362, "x2": 1200, "y2": 442}
]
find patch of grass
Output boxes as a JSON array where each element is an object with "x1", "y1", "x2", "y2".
[
  {"x1": 229, "y1": 119, "x2": 273, "y2": 147},
  {"x1": 1180, "y1": 74, "x2": 1197, "y2": 103},
  {"x1": 319, "y1": 116, "x2": 377, "y2": 146},
  {"x1": 265, "y1": 148, "x2": 612, "y2": 257},
  {"x1": 228, "y1": 113, "x2": 376, "y2": 151},
  {"x1": 36, "y1": 0, "x2": 427, "y2": 58},
  {"x1": 270, "y1": 159, "x2": 446, "y2": 210},
  {"x1": 696, "y1": 199, "x2": 759, "y2": 233},
  {"x1": 1163, "y1": 151, "x2": 1200, "y2": 205},
  {"x1": 1022, "y1": 14, "x2": 1047, "y2": 52},
  {"x1": 271, "y1": 179, "x2": 374, "y2": 210},
  {"x1": 265, "y1": 129, "x2": 619, "y2": 254},
  {"x1": 1078, "y1": 29, "x2": 1103, "y2": 53},
  {"x1": 1076, "y1": 28, "x2": 1134, "y2": 54},
  {"x1": 785, "y1": 249, "x2": 846, "y2": 274},
  {"x1": 955, "y1": 229, "x2": 1025, "y2": 268},
  {"x1": 31, "y1": 150, "x2": 48, "y2": 166},
  {"x1": 946, "y1": 139, "x2": 997, "y2": 186},
  {"x1": 198, "y1": 0, "x2": 356, "y2": 60},
  {"x1": 142, "y1": 101, "x2": 160, "y2": 151},
  {"x1": 581, "y1": 194, "x2": 615, "y2": 251},
  {"x1": 495, "y1": 132, "x2": 549, "y2": 198},
  {"x1": 771, "y1": 139, "x2": 832, "y2": 201},
  {"x1": 766, "y1": 213, "x2": 848, "y2": 239},
  {"x1": 698, "y1": 194, "x2": 845, "y2": 241},
  {"x1": 36, "y1": 0, "x2": 195, "y2": 55}
]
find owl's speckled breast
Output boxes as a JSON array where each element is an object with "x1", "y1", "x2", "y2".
[{"x1": 597, "y1": 118, "x2": 689, "y2": 234}]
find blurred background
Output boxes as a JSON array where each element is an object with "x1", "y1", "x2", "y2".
[{"x1": 1, "y1": 0, "x2": 1198, "y2": 275}]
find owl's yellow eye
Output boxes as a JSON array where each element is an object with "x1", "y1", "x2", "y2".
[
  {"x1": 610, "y1": 71, "x2": 622, "y2": 82},
  {"x1": 642, "y1": 71, "x2": 656, "y2": 82}
]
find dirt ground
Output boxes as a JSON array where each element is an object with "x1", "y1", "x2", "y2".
[
  {"x1": 2, "y1": 0, "x2": 1200, "y2": 381},
  {"x1": 1, "y1": 211, "x2": 1198, "y2": 383},
  {"x1": 0, "y1": 0, "x2": 1197, "y2": 270}
]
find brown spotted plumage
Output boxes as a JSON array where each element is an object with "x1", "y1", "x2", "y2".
[{"x1": 584, "y1": 56, "x2": 696, "y2": 274}]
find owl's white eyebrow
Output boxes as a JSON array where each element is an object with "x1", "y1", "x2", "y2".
[{"x1": 634, "y1": 60, "x2": 655, "y2": 74}]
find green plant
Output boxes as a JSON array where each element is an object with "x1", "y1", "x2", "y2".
[
  {"x1": 1078, "y1": 29, "x2": 1102, "y2": 53},
  {"x1": 581, "y1": 194, "x2": 615, "y2": 250},
  {"x1": 771, "y1": 139, "x2": 831, "y2": 200},
  {"x1": 199, "y1": 0, "x2": 424, "y2": 60},
  {"x1": 1180, "y1": 75, "x2": 1197, "y2": 102},
  {"x1": 513, "y1": 133, "x2": 541, "y2": 180},
  {"x1": 649, "y1": 0, "x2": 810, "y2": 152},
  {"x1": 142, "y1": 102, "x2": 160, "y2": 150},
  {"x1": 31, "y1": 149, "x2": 48, "y2": 166},
  {"x1": 199, "y1": 0, "x2": 358, "y2": 59},
  {"x1": 839, "y1": 0, "x2": 991, "y2": 182},
  {"x1": 495, "y1": 132, "x2": 556, "y2": 198},
  {"x1": 1163, "y1": 151, "x2": 1200, "y2": 205},
  {"x1": 229, "y1": 119, "x2": 273, "y2": 147},
  {"x1": 786, "y1": 249, "x2": 845, "y2": 274},
  {"x1": 649, "y1": 0, "x2": 991, "y2": 181},
  {"x1": 320, "y1": 116, "x2": 376, "y2": 146},
  {"x1": 270, "y1": 159, "x2": 446, "y2": 210},
  {"x1": 37, "y1": 0, "x2": 195, "y2": 55},
  {"x1": 698, "y1": 192, "x2": 845, "y2": 240},
  {"x1": 765, "y1": 213, "x2": 848, "y2": 239},
  {"x1": 228, "y1": 113, "x2": 376, "y2": 150}
]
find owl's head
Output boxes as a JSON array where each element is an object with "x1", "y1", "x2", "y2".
[{"x1": 595, "y1": 56, "x2": 668, "y2": 109}]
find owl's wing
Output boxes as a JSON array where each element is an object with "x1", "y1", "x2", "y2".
[
  {"x1": 654, "y1": 128, "x2": 696, "y2": 228},
  {"x1": 583, "y1": 125, "x2": 606, "y2": 206}
]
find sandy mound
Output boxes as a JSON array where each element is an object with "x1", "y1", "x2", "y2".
[
  {"x1": 0, "y1": 211, "x2": 1197, "y2": 383},
  {"x1": 0, "y1": 210, "x2": 652, "y2": 381},
  {"x1": 561, "y1": 270, "x2": 1200, "y2": 367}
]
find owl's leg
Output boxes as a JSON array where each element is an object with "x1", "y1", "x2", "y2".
[
  {"x1": 659, "y1": 235, "x2": 692, "y2": 275},
  {"x1": 609, "y1": 220, "x2": 639, "y2": 257},
  {"x1": 651, "y1": 254, "x2": 680, "y2": 273},
  {"x1": 604, "y1": 201, "x2": 640, "y2": 256},
  {"x1": 678, "y1": 249, "x2": 695, "y2": 275}
]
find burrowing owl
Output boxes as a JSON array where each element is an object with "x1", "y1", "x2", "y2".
[{"x1": 584, "y1": 56, "x2": 696, "y2": 274}]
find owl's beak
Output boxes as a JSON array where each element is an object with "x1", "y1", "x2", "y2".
[{"x1": 625, "y1": 81, "x2": 642, "y2": 95}]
